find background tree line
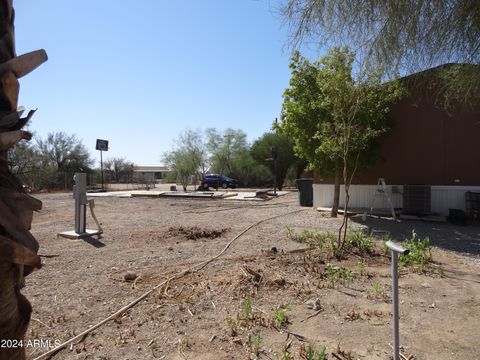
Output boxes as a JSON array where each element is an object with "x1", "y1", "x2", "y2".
[
  {"x1": 8, "y1": 131, "x2": 133, "y2": 191},
  {"x1": 8, "y1": 128, "x2": 307, "y2": 192},
  {"x1": 163, "y1": 128, "x2": 306, "y2": 191}
]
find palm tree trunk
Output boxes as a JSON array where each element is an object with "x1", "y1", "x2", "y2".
[{"x1": 0, "y1": 2, "x2": 46, "y2": 359}]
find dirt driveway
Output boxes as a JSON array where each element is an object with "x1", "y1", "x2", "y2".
[{"x1": 23, "y1": 192, "x2": 480, "y2": 360}]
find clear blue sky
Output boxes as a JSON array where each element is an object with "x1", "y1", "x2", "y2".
[{"x1": 14, "y1": 0, "x2": 318, "y2": 166}]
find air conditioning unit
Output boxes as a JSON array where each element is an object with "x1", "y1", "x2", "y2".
[{"x1": 402, "y1": 185, "x2": 431, "y2": 215}]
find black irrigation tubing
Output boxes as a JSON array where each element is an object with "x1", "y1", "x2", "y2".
[{"x1": 33, "y1": 208, "x2": 307, "y2": 360}]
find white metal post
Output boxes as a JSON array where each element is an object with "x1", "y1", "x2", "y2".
[
  {"x1": 73, "y1": 173, "x2": 87, "y2": 234},
  {"x1": 392, "y1": 250, "x2": 400, "y2": 360},
  {"x1": 58, "y1": 172, "x2": 102, "y2": 240},
  {"x1": 385, "y1": 240, "x2": 409, "y2": 360}
]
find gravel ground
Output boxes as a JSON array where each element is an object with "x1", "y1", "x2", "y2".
[{"x1": 19, "y1": 191, "x2": 480, "y2": 360}]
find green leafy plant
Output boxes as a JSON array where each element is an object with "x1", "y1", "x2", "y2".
[
  {"x1": 326, "y1": 263, "x2": 339, "y2": 287},
  {"x1": 286, "y1": 226, "x2": 295, "y2": 240},
  {"x1": 298, "y1": 229, "x2": 315, "y2": 243},
  {"x1": 286, "y1": 226, "x2": 308, "y2": 242},
  {"x1": 226, "y1": 318, "x2": 237, "y2": 336},
  {"x1": 247, "y1": 333, "x2": 262, "y2": 357},
  {"x1": 325, "y1": 263, "x2": 356, "y2": 287},
  {"x1": 437, "y1": 265, "x2": 445, "y2": 278},
  {"x1": 253, "y1": 334, "x2": 262, "y2": 356},
  {"x1": 400, "y1": 230, "x2": 433, "y2": 271},
  {"x1": 371, "y1": 279, "x2": 383, "y2": 298},
  {"x1": 286, "y1": 227, "x2": 333, "y2": 251},
  {"x1": 280, "y1": 349, "x2": 291, "y2": 360},
  {"x1": 347, "y1": 231, "x2": 374, "y2": 254},
  {"x1": 287, "y1": 227, "x2": 378, "y2": 259},
  {"x1": 273, "y1": 305, "x2": 289, "y2": 327},
  {"x1": 382, "y1": 234, "x2": 392, "y2": 255},
  {"x1": 306, "y1": 343, "x2": 327, "y2": 360},
  {"x1": 330, "y1": 237, "x2": 346, "y2": 259},
  {"x1": 338, "y1": 268, "x2": 355, "y2": 287},
  {"x1": 357, "y1": 260, "x2": 366, "y2": 276},
  {"x1": 241, "y1": 296, "x2": 253, "y2": 319},
  {"x1": 313, "y1": 231, "x2": 336, "y2": 252}
]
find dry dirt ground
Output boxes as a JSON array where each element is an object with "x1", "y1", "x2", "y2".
[{"x1": 22, "y1": 192, "x2": 480, "y2": 360}]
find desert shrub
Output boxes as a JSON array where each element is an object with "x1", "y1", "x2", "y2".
[
  {"x1": 273, "y1": 305, "x2": 289, "y2": 327},
  {"x1": 325, "y1": 263, "x2": 356, "y2": 287},
  {"x1": 346, "y1": 231, "x2": 374, "y2": 254},
  {"x1": 286, "y1": 227, "x2": 336, "y2": 252},
  {"x1": 399, "y1": 230, "x2": 432, "y2": 271},
  {"x1": 287, "y1": 227, "x2": 377, "y2": 258}
]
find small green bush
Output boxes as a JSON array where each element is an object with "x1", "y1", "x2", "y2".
[
  {"x1": 325, "y1": 263, "x2": 356, "y2": 287},
  {"x1": 273, "y1": 305, "x2": 289, "y2": 327},
  {"x1": 399, "y1": 230, "x2": 433, "y2": 271},
  {"x1": 287, "y1": 227, "x2": 377, "y2": 259},
  {"x1": 347, "y1": 231, "x2": 374, "y2": 254},
  {"x1": 371, "y1": 279, "x2": 384, "y2": 298},
  {"x1": 357, "y1": 260, "x2": 366, "y2": 276}
]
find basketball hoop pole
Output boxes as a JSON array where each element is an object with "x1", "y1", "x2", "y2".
[{"x1": 100, "y1": 149, "x2": 104, "y2": 191}]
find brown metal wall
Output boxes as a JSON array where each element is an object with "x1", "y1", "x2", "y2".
[{"x1": 314, "y1": 86, "x2": 480, "y2": 185}]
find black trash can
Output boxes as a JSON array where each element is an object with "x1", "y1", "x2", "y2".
[{"x1": 296, "y1": 178, "x2": 313, "y2": 207}]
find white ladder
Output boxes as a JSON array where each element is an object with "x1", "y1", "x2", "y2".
[{"x1": 368, "y1": 178, "x2": 397, "y2": 220}]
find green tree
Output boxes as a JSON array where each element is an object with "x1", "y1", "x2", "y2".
[
  {"x1": 36, "y1": 132, "x2": 93, "y2": 173},
  {"x1": 8, "y1": 141, "x2": 41, "y2": 190},
  {"x1": 35, "y1": 132, "x2": 93, "y2": 189},
  {"x1": 163, "y1": 129, "x2": 208, "y2": 191},
  {"x1": 231, "y1": 152, "x2": 256, "y2": 187},
  {"x1": 282, "y1": 0, "x2": 480, "y2": 109},
  {"x1": 250, "y1": 132, "x2": 298, "y2": 191},
  {"x1": 163, "y1": 149, "x2": 194, "y2": 191},
  {"x1": 206, "y1": 128, "x2": 249, "y2": 180},
  {"x1": 104, "y1": 157, "x2": 134, "y2": 183},
  {"x1": 280, "y1": 48, "x2": 403, "y2": 247}
]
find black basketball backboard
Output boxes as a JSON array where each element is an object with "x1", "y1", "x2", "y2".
[{"x1": 96, "y1": 139, "x2": 109, "y2": 151}]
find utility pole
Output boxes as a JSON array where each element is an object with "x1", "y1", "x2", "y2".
[
  {"x1": 272, "y1": 147, "x2": 277, "y2": 196},
  {"x1": 272, "y1": 118, "x2": 279, "y2": 196}
]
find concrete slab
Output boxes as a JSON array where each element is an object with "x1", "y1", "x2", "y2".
[
  {"x1": 87, "y1": 190, "x2": 166, "y2": 198},
  {"x1": 317, "y1": 207, "x2": 400, "y2": 217},
  {"x1": 85, "y1": 189, "x2": 289, "y2": 201},
  {"x1": 226, "y1": 190, "x2": 289, "y2": 201},
  {"x1": 57, "y1": 229, "x2": 102, "y2": 239},
  {"x1": 87, "y1": 191, "x2": 133, "y2": 198},
  {"x1": 130, "y1": 191, "x2": 166, "y2": 197},
  {"x1": 159, "y1": 191, "x2": 230, "y2": 199}
]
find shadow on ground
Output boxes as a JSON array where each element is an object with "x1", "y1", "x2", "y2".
[
  {"x1": 81, "y1": 236, "x2": 106, "y2": 248},
  {"x1": 351, "y1": 215, "x2": 480, "y2": 258}
]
